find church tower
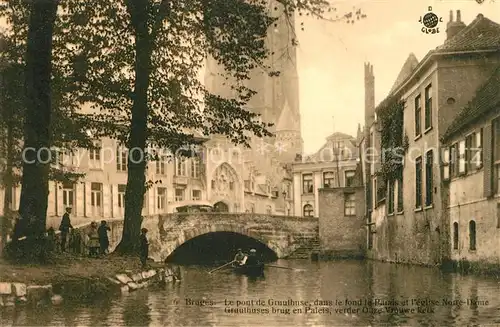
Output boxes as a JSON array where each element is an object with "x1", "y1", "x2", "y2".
[{"x1": 204, "y1": 0, "x2": 303, "y2": 163}]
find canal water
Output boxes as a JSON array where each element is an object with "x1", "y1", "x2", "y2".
[{"x1": 1, "y1": 259, "x2": 499, "y2": 326}]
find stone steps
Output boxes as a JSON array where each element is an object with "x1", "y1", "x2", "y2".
[{"x1": 286, "y1": 238, "x2": 320, "y2": 259}]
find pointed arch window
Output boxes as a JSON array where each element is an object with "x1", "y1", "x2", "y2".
[{"x1": 303, "y1": 204, "x2": 314, "y2": 217}]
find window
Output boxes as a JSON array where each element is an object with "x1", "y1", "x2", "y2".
[
  {"x1": 494, "y1": 119, "x2": 500, "y2": 194},
  {"x1": 497, "y1": 203, "x2": 500, "y2": 229},
  {"x1": 266, "y1": 205, "x2": 272, "y2": 214},
  {"x1": 442, "y1": 148, "x2": 450, "y2": 181},
  {"x1": 191, "y1": 158, "x2": 200, "y2": 178},
  {"x1": 89, "y1": 140, "x2": 101, "y2": 161},
  {"x1": 475, "y1": 129, "x2": 483, "y2": 168},
  {"x1": 116, "y1": 147, "x2": 128, "y2": 172},
  {"x1": 453, "y1": 222, "x2": 459, "y2": 250},
  {"x1": 397, "y1": 175, "x2": 403, "y2": 212},
  {"x1": 176, "y1": 157, "x2": 187, "y2": 176},
  {"x1": 90, "y1": 182, "x2": 103, "y2": 216},
  {"x1": 175, "y1": 188, "x2": 184, "y2": 201},
  {"x1": 387, "y1": 181, "x2": 394, "y2": 214},
  {"x1": 425, "y1": 150, "x2": 433, "y2": 207},
  {"x1": 192, "y1": 189, "x2": 201, "y2": 201},
  {"x1": 302, "y1": 174, "x2": 313, "y2": 193},
  {"x1": 156, "y1": 155, "x2": 166, "y2": 175},
  {"x1": 229, "y1": 181, "x2": 234, "y2": 191},
  {"x1": 469, "y1": 220, "x2": 476, "y2": 251},
  {"x1": 415, "y1": 156, "x2": 422, "y2": 208},
  {"x1": 118, "y1": 184, "x2": 126, "y2": 208},
  {"x1": 345, "y1": 170, "x2": 356, "y2": 187},
  {"x1": 496, "y1": 164, "x2": 500, "y2": 195},
  {"x1": 303, "y1": 204, "x2": 314, "y2": 217},
  {"x1": 344, "y1": 193, "x2": 356, "y2": 216},
  {"x1": 450, "y1": 144, "x2": 458, "y2": 177},
  {"x1": 414, "y1": 94, "x2": 421, "y2": 137},
  {"x1": 458, "y1": 140, "x2": 466, "y2": 174},
  {"x1": 373, "y1": 178, "x2": 377, "y2": 208},
  {"x1": 323, "y1": 172, "x2": 335, "y2": 188},
  {"x1": 249, "y1": 203, "x2": 255, "y2": 213},
  {"x1": 157, "y1": 187, "x2": 166, "y2": 210},
  {"x1": 465, "y1": 133, "x2": 474, "y2": 172},
  {"x1": 424, "y1": 84, "x2": 432, "y2": 130},
  {"x1": 62, "y1": 181, "x2": 74, "y2": 208}
]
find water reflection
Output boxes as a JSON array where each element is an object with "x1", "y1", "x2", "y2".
[{"x1": 1, "y1": 260, "x2": 499, "y2": 326}]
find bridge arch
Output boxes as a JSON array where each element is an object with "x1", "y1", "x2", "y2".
[{"x1": 163, "y1": 222, "x2": 280, "y2": 261}]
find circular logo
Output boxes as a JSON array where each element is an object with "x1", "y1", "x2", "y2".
[{"x1": 422, "y1": 13, "x2": 439, "y2": 28}]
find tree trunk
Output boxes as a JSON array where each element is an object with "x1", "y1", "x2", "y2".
[
  {"x1": 1, "y1": 116, "x2": 14, "y2": 255},
  {"x1": 115, "y1": 2, "x2": 152, "y2": 254},
  {"x1": 8, "y1": 0, "x2": 59, "y2": 261}
]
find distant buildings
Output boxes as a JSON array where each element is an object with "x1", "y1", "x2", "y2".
[
  {"x1": 291, "y1": 132, "x2": 360, "y2": 217},
  {"x1": 360, "y1": 10, "x2": 500, "y2": 267}
]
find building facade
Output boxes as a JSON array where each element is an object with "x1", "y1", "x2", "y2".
[
  {"x1": 441, "y1": 66, "x2": 500, "y2": 266},
  {"x1": 291, "y1": 132, "x2": 360, "y2": 217},
  {"x1": 360, "y1": 11, "x2": 500, "y2": 265}
]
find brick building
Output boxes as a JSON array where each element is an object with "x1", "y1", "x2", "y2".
[
  {"x1": 318, "y1": 186, "x2": 365, "y2": 258},
  {"x1": 441, "y1": 66, "x2": 500, "y2": 266},
  {"x1": 360, "y1": 11, "x2": 500, "y2": 265}
]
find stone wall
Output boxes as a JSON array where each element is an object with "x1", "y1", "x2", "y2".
[
  {"x1": 446, "y1": 166, "x2": 500, "y2": 265},
  {"x1": 318, "y1": 187, "x2": 366, "y2": 258},
  {"x1": 0, "y1": 266, "x2": 179, "y2": 307}
]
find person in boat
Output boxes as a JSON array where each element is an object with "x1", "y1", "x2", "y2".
[
  {"x1": 245, "y1": 249, "x2": 259, "y2": 266},
  {"x1": 233, "y1": 248, "x2": 247, "y2": 266}
]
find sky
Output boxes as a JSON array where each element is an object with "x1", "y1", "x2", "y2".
[{"x1": 296, "y1": 0, "x2": 500, "y2": 154}]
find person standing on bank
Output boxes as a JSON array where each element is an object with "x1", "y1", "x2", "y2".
[
  {"x1": 87, "y1": 221, "x2": 100, "y2": 257},
  {"x1": 140, "y1": 228, "x2": 149, "y2": 269},
  {"x1": 98, "y1": 220, "x2": 111, "y2": 255},
  {"x1": 59, "y1": 207, "x2": 73, "y2": 252}
]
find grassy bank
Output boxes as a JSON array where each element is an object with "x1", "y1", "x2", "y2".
[{"x1": 0, "y1": 253, "x2": 142, "y2": 285}]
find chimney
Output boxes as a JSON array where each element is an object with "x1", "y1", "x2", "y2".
[
  {"x1": 446, "y1": 10, "x2": 466, "y2": 40},
  {"x1": 364, "y1": 62, "x2": 375, "y2": 130}
]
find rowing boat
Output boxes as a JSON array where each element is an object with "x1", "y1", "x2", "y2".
[{"x1": 231, "y1": 262, "x2": 265, "y2": 276}]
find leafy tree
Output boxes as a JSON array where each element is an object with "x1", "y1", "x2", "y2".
[
  {"x1": 4, "y1": 0, "x2": 60, "y2": 261},
  {"x1": 0, "y1": 1, "x2": 94, "y2": 259},
  {"x1": 53, "y1": 0, "x2": 365, "y2": 254}
]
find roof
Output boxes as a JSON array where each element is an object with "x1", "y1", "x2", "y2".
[
  {"x1": 376, "y1": 13, "x2": 500, "y2": 115},
  {"x1": 436, "y1": 14, "x2": 500, "y2": 53},
  {"x1": 442, "y1": 65, "x2": 500, "y2": 141},
  {"x1": 326, "y1": 132, "x2": 354, "y2": 140},
  {"x1": 389, "y1": 53, "x2": 419, "y2": 94}
]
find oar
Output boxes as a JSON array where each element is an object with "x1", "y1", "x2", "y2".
[
  {"x1": 266, "y1": 264, "x2": 305, "y2": 272},
  {"x1": 209, "y1": 260, "x2": 235, "y2": 274}
]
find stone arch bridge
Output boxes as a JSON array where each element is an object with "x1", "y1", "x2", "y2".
[{"x1": 100, "y1": 213, "x2": 319, "y2": 262}]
